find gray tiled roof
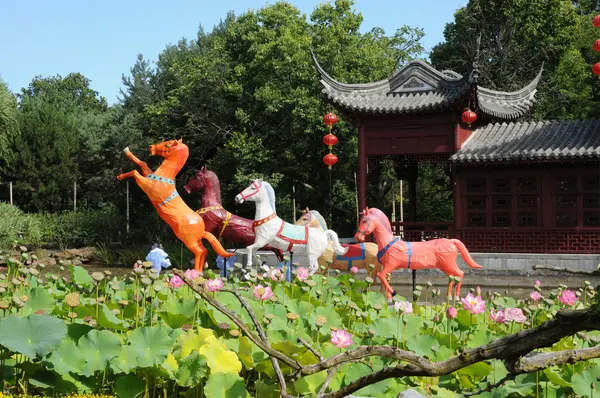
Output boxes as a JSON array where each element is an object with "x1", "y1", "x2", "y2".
[
  {"x1": 450, "y1": 120, "x2": 600, "y2": 163},
  {"x1": 312, "y1": 52, "x2": 542, "y2": 120}
]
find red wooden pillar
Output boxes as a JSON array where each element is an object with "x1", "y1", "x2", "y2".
[{"x1": 358, "y1": 121, "x2": 367, "y2": 211}]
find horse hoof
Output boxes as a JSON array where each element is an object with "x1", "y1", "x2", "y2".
[{"x1": 391, "y1": 290, "x2": 397, "y2": 296}]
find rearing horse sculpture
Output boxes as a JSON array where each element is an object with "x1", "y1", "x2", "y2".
[
  {"x1": 354, "y1": 207, "x2": 483, "y2": 299},
  {"x1": 235, "y1": 179, "x2": 348, "y2": 275},
  {"x1": 116, "y1": 139, "x2": 233, "y2": 272},
  {"x1": 183, "y1": 166, "x2": 284, "y2": 262}
]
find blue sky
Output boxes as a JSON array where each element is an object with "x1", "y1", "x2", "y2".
[{"x1": 1, "y1": 0, "x2": 466, "y2": 105}]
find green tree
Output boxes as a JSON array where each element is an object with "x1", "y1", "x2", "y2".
[{"x1": 0, "y1": 79, "x2": 19, "y2": 179}]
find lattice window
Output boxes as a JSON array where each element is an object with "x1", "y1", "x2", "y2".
[
  {"x1": 467, "y1": 179, "x2": 486, "y2": 194},
  {"x1": 517, "y1": 195, "x2": 537, "y2": 208},
  {"x1": 584, "y1": 212, "x2": 600, "y2": 227},
  {"x1": 517, "y1": 177, "x2": 537, "y2": 193},
  {"x1": 492, "y1": 178, "x2": 511, "y2": 193},
  {"x1": 556, "y1": 194, "x2": 577, "y2": 208},
  {"x1": 583, "y1": 194, "x2": 600, "y2": 209},
  {"x1": 517, "y1": 212, "x2": 537, "y2": 227},
  {"x1": 583, "y1": 173, "x2": 600, "y2": 192},
  {"x1": 467, "y1": 213, "x2": 486, "y2": 227},
  {"x1": 557, "y1": 212, "x2": 577, "y2": 227},
  {"x1": 492, "y1": 213, "x2": 511, "y2": 227},
  {"x1": 467, "y1": 196, "x2": 486, "y2": 210},
  {"x1": 492, "y1": 196, "x2": 511, "y2": 210},
  {"x1": 557, "y1": 176, "x2": 577, "y2": 192}
]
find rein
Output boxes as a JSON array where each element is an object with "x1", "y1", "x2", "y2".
[{"x1": 239, "y1": 181, "x2": 262, "y2": 201}]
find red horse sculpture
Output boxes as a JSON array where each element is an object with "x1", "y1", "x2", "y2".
[
  {"x1": 183, "y1": 166, "x2": 284, "y2": 262},
  {"x1": 354, "y1": 207, "x2": 483, "y2": 299},
  {"x1": 117, "y1": 140, "x2": 233, "y2": 272}
]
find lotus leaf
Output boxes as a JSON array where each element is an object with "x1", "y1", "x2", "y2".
[
  {"x1": 23, "y1": 287, "x2": 56, "y2": 316},
  {"x1": 173, "y1": 327, "x2": 214, "y2": 359},
  {"x1": 406, "y1": 334, "x2": 439, "y2": 358},
  {"x1": 159, "y1": 297, "x2": 196, "y2": 328},
  {"x1": 0, "y1": 314, "x2": 67, "y2": 359},
  {"x1": 175, "y1": 352, "x2": 208, "y2": 387},
  {"x1": 571, "y1": 365, "x2": 600, "y2": 397},
  {"x1": 97, "y1": 303, "x2": 130, "y2": 331},
  {"x1": 69, "y1": 265, "x2": 95, "y2": 289},
  {"x1": 293, "y1": 370, "x2": 328, "y2": 395},
  {"x1": 109, "y1": 345, "x2": 139, "y2": 374},
  {"x1": 115, "y1": 375, "x2": 145, "y2": 398},
  {"x1": 45, "y1": 339, "x2": 86, "y2": 375},
  {"x1": 255, "y1": 380, "x2": 281, "y2": 398},
  {"x1": 204, "y1": 372, "x2": 248, "y2": 398},
  {"x1": 77, "y1": 329, "x2": 122, "y2": 376},
  {"x1": 198, "y1": 335, "x2": 242, "y2": 374},
  {"x1": 160, "y1": 353, "x2": 179, "y2": 378},
  {"x1": 128, "y1": 325, "x2": 173, "y2": 368}
]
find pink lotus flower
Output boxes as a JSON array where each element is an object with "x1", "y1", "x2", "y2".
[
  {"x1": 184, "y1": 269, "x2": 200, "y2": 281},
  {"x1": 461, "y1": 293, "x2": 486, "y2": 314},
  {"x1": 530, "y1": 291, "x2": 541, "y2": 301},
  {"x1": 489, "y1": 308, "x2": 505, "y2": 324},
  {"x1": 169, "y1": 275, "x2": 184, "y2": 289},
  {"x1": 205, "y1": 278, "x2": 224, "y2": 292},
  {"x1": 254, "y1": 284, "x2": 274, "y2": 301},
  {"x1": 350, "y1": 266, "x2": 358, "y2": 274},
  {"x1": 394, "y1": 300, "x2": 413, "y2": 314},
  {"x1": 267, "y1": 268, "x2": 285, "y2": 281},
  {"x1": 559, "y1": 289, "x2": 577, "y2": 306},
  {"x1": 446, "y1": 306, "x2": 457, "y2": 319},
  {"x1": 504, "y1": 308, "x2": 526, "y2": 323},
  {"x1": 331, "y1": 329, "x2": 354, "y2": 348},
  {"x1": 296, "y1": 267, "x2": 309, "y2": 281},
  {"x1": 534, "y1": 280, "x2": 541, "y2": 288}
]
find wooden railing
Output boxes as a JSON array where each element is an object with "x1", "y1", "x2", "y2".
[{"x1": 390, "y1": 222, "x2": 454, "y2": 242}]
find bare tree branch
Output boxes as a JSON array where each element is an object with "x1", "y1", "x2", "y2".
[
  {"x1": 463, "y1": 373, "x2": 516, "y2": 397},
  {"x1": 298, "y1": 337, "x2": 324, "y2": 361}
]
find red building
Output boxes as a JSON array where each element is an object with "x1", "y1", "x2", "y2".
[{"x1": 313, "y1": 54, "x2": 600, "y2": 254}]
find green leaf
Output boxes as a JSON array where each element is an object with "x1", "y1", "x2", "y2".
[
  {"x1": 115, "y1": 375, "x2": 145, "y2": 398},
  {"x1": 23, "y1": 287, "x2": 56, "y2": 316},
  {"x1": 293, "y1": 371, "x2": 328, "y2": 395},
  {"x1": 69, "y1": 265, "x2": 94, "y2": 289},
  {"x1": 97, "y1": 304, "x2": 130, "y2": 331},
  {"x1": 45, "y1": 339, "x2": 86, "y2": 375},
  {"x1": 238, "y1": 335, "x2": 268, "y2": 370},
  {"x1": 372, "y1": 316, "x2": 400, "y2": 339},
  {"x1": 256, "y1": 380, "x2": 280, "y2": 398},
  {"x1": 544, "y1": 367, "x2": 570, "y2": 388},
  {"x1": 78, "y1": 330, "x2": 122, "y2": 376},
  {"x1": 159, "y1": 297, "x2": 196, "y2": 328},
  {"x1": 457, "y1": 362, "x2": 492, "y2": 380},
  {"x1": 406, "y1": 334, "x2": 439, "y2": 358},
  {"x1": 128, "y1": 325, "x2": 174, "y2": 368},
  {"x1": 175, "y1": 352, "x2": 208, "y2": 387},
  {"x1": 467, "y1": 325, "x2": 493, "y2": 348},
  {"x1": 571, "y1": 365, "x2": 600, "y2": 397},
  {"x1": 199, "y1": 336, "x2": 242, "y2": 374},
  {"x1": 173, "y1": 328, "x2": 214, "y2": 359},
  {"x1": 342, "y1": 363, "x2": 372, "y2": 385},
  {"x1": 109, "y1": 345, "x2": 139, "y2": 374},
  {"x1": 0, "y1": 314, "x2": 67, "y2": 358},
  {"x1": 29, "y1": 369, "x2": 57, "y2": 388},
  {"x1": 205, "y1": 372, "x2": 248, "y2": 398},
  {"x1": 504, "y1": 374, "x2": 536, "y2": 396}
]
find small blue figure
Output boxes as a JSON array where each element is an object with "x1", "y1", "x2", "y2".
[
  {"x1": 216, "y1": 254, "x2": 236, "y2": 277},
  {"x1": 145, "y1": 244, "x2": 172, "y2": 275}
]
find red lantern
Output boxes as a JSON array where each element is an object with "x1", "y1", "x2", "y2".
[
  {"x1": 323, "y1": 133, "x2": 338, "y2": 148},
  {"x1": 593, "y1": 15, "x2": 600, "y2": 28},
  {"x1": 593, "y1": 40, "x2": 600, "y2": 53},
  {"x1": 323, "y1": 113, "x2": 338, "y2": 126},
  {"x1": 461, "y1": 108, "x2": 477, "y2": 126},
  {"x1": 593, "y1": 63, "x2": 600, "y2": 76},
  {"x1": 323, "y1": 153, "x2": 338, "y2": 169}
]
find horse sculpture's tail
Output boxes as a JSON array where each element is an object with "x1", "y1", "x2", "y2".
[
  {"x1": 203, "y1": 231, "x2": 235, "y2": 258},
  {"x1": 451, "y1": 239, "x2": 483, "y2": 269},
  {"x1": 326, "y1": 230, "x2": 349, "y2": 256}
]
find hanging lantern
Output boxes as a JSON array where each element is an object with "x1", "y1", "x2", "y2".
[
  {"x1": 461, "y1": 108, "x2": 477, "y2": 127},
  {"x1": 594, "y1": 15, "x2": 600, "y2": 28},
  {"x1": 323, "y1": 133, "x2": 338, "y2": 148},
  {"x1": 594, "y1": 40, "x2": 600, "y2": 53},
  {"x1": 323, "y1": 113, "x2": 339, "y2": 127},
  {"x1": 323, "y1": 153, "x2": 338, "y2": 169},
  {"x1": 593, "y1": 63, "x2": 600, "y2": 76}
]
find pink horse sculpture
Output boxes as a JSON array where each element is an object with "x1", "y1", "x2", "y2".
[{"x1": 354, "y1": 207, "x2": 483, "y2": 299}]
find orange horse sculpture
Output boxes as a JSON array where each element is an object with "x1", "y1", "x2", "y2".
[
  {"x1": 354, "y1": 207, "x2": 483, "y2": 299},
  {"x1": 116, "y1": 139, "x2": 233, "y2": 272}
]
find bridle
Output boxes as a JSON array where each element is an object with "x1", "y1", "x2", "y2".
[
  {"x1": 239, "y1": 180, "x2": 262, "y2": 201},
  {"x1": 357, "y1": 215, "x2": 373, "y2": 238}
]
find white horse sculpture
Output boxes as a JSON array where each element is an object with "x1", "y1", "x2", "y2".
[{"x1": 235, "y1": 179, "x2": 348, "y2": 274}]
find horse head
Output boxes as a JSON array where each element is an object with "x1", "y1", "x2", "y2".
[
  {"x1": 149, "y1": 138, "x2": 185, "y2": 158},
  {"x1": 355, "y1": 206, "x2": 378, "y2": 242},
  {"x1": 296, "y1": 208, "x2": 327, "y2": 230},
  {"x1": 296, "y1": 207, "x2": 312, "y2": 226},
  {"x1": 184, "y1": 165, "x2": 208, "y2": 195}
]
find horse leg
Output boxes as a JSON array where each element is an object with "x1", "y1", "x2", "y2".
[
  {"x1": 124, "y1": 148, "x2": 153, "y2": 176},
  {"x1": 117, "y1": 170, "x2": 138, "y2": 181},
  {"x1": 377, "y1": 264, "x2": 396, "y2": 300},
  {"x1": 184, "y1": 239, "x2": 208, "y2": 273},
  {"x1": 447, "y1": 280, "x2": 455, "y2": 299}
]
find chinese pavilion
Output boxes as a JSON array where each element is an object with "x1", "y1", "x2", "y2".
[{"x1": 312, "y1": 53, "x2": 600, "y2": 254}]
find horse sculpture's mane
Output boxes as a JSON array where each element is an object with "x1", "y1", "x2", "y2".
[
  {"x1": 202, "y1": 169, "x2": 221, "y2": 204},
  {"x1": 310, "y1": 210, "x2": 327, "y2": 230},
  {"x1": 262, "y1": 181, "x2": 276, "y2": 213}
]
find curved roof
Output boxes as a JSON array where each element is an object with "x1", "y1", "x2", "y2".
[
  {"x1": 312, "y1": 52, "x2": 543, "y2": 120},
  {"x1": 450, "y1": 119, "x2": 600, "y2": 163}
]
